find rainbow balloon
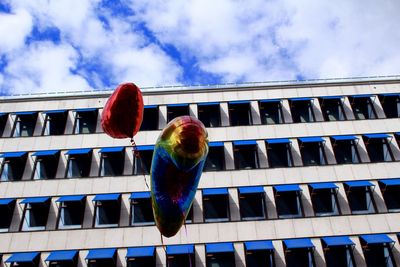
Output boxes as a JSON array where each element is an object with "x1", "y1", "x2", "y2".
[{"x1": 151, "y1": 116, "x2": 209, "y2": 237}]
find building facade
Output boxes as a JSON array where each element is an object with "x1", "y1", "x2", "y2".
[{"x1": 0, "y1": 77, "x2": 400, "y2": 266}]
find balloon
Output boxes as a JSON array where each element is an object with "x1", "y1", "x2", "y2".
[
  {"x1": 101, "y1": 83, "x2": 144, "y2": 139},
  {"x1": 151, "y1": 116, "x2": 209, "y2": 237}
]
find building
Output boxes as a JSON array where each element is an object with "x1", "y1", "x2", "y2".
[{"x1": 0, "y1": 77, "x2": 400, "y2": 267}]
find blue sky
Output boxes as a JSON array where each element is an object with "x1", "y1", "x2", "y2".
[{"x1": 0, "y1": 0, "x2": 399, "y2": 95}]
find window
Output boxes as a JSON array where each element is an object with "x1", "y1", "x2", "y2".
[
  {"x1": 360, "y1": 234, "x2": 396, "y2": 267},
  {"x1": 0, "y1": 151, "x2": 28, "y2": 181},
  {"x1": 130, "y1": 192, "x2": 154, "y2": 225},
  {"x1": 321, "y1": 236, "x2": 355, "y2": 267},
  {"x1": 126, "y1": 247, "x2": 156, "y2": 267},
  {"x1": 203, "y1": 188, "x2": 230, "y2": 222},
  {"x1": 99, "y1": 147, "x2": 125, "y2": 176},
  {"x1": 42, "y1": 110, "x2": 68, "y2": 135},
  {"x1": 283, "y1": 238, "x2": 315, "y2": 267},
  {"x1": 166, "y1": 244, "x2": 195, "y2": 267},
  {"x1": 0, "y1": 113, "x2": 8, "y2": 137},
  {"x1": 133, "y1": 146, "x2": 154, "y2": 175},
  {"x1": 65, "y1": 148, "x2": 92, "y2": 178},
  {"x1": 0, "y1": 198, "x2": 16, "y2": 232},
  {"x1": 344, "y1": 181, "x2": 376, "y2": 214},
  {"x1": 238, "y1": 186, "x2": 266, "y2": 220},
  {"x1": 93, "y1": 194, "x2": 121, "y2": 228},
  {"x1": 274, "y1": 185, "x2": 303, "y2": 218},
  {"x1": 309, "y1": 183, "x2": 340, "y2": 216},
  {"x1": 289, "y1": 98, "x2": 315, "y2": 123},
  {"x1": 330, "y1": 136, "x2": 360, "y2": 164},
  {"x1": 228, "y1": 101, "x2": 253, "y2": 126},
  {"x1": 206, "y1": 242, "x2": 235, "y2": 267},
  {"x1": 198, "y1": 102, "x2": 221, "y2": 127},
  {"x1": 298, "y1": 137, "x2": 327, "y2": 166},
  {"x1": 46, "y1": 250, "x2": 79, "y2": 267},
  {"x1": 20, "y1": 197, "x2": 51, "y2": 231},
  {"x1": 265, "y1": 139, "x2": 293, "y2": 168},
  {"x1": 319, "y1": 96, "x2": 346, "y2": 121},
  {"x1": 379, "y1": 94, "x2": 400, "y2": 118},
  {"x1": 363, "y1": 134, "x2": 394, "y2": 162},
  {"x1": 32, "y1": 150, "x2": 60, "y2": 180},
  {"x1": 73, "y1": 108, "x2": 98, "y2": 134},
  {"x1": 167, "y1": 104, "x2": 189, "y2": 122},
  {"x1": 259, "y1": 99, "x2": 284, "y2": 124},
  {"x1": 140, "y1": 106, "x2": 159, "y2": 131},
  {"x1": 348, "y1": 95, "x2": 377, "y2": 119},
  {"x1": 204, "y1": 142, "x2": 225, "y2": 171},
  {"x1": 379, "y1": 179, "x2": 400, "y2": 212},
  {"x1": 6, "y1": 252, "x2": 40, "y2": 267},
  {"x1": 56, "y1": 195, "x2": 86, "y2": 229},
  {"x1": 244, "y1": 241, "x2": 275, "y2": 267},
  {"x1": 86, "y1": 248, "x2": 117, "y2": 267},
  {"x1": 12, "y1": 112, "x2": 38, "y2": 137},
  {"x1": 233, "y1": 140, "x2": 260, "y2": 170}
]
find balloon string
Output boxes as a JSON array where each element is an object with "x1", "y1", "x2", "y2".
[{"x1": 131, "y1": 138, "x2": 150, "y2": 190}]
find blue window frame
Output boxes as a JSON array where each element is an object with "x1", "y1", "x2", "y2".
[
  {"x1": 0, "y1": 198, "x2": 16, "y2": 232},
  {"x1": 319, "y1": 96, "x2": 346, "y2": 121},
  {"x1": 289, "y1": 98, "x2": 315, "y2": 123},
  {"x1": 20, "y1": 197, "x2": 51, "y2": 231},
  {"x1": 56, "y1": 195, "x2": 86, "y2": 229},
  {"x1": 86, "y1": 248, "x2": 117, "y2": 267},
  {"x1": 73, "y1": 108, "x2": 98, "y2": 134},
  {"x1": 65, "y1": 148, "x2": 92, "y2": 178},
  {"x1": 32, "y1": 150, "x2": 60, "y2": 180},
  {"x1": 0, "y1": 151, "x2": 28, "y2": 181},
  {"x1": 166, "y1": 244, "x2": 195, "y2": 267},
  {"x1": 360, "y1": 234, "x2": 396, "y2": 267},
  {"x1": 126, "y1": 246, "x2": 156, "y2": 267},
  {"x1": 379, "y1": 94, "x2": 400, "y2": 118},
  {"x1": 42, "y1": 110, "x2": 68, "y2": 136},
  {"x1": 198, "y1": 102, "x2": 221, "y2": 127},
  {"x1": 274, "y1": 185, "x2": 303, "y2": 218},
  {"x1": 206, "y1": 242, "x2": 235, "y2": 267},
  {"x1": 93, "y1": 193, "x2": 121, "y2": 228},
  {"x1": 259, "y1": 99, "x2": 284, "y2": 125},
  {"x1": 309, "y1": 183, "x2": 340, "y2": 216},
  {"x1": 344, "y1": 181, "x2": 376, "y2": 214},
  {"x1": 203, "y1": 188, "x2": 230, "y2": 222},
  {"x1": 99, "y1": 147, "x2": 125, "y2": 176},
  {"x1": 167, "y1": 104, "x2": 189, "y2": 122},
  {"x1": 238, "y1": 186, "x2": 266, "y2": 220},
  {"x1": 283, "y1": 238, "x2": 315, "y2": 267},
  {"x1": 348, "y1": 95, "x2": 377, "y2": 120},
  {"x1": 12, "y1": 111, "x2": 38, "y2": 137},
  {"x1": 244, "y1": 240, "x2": 275, "y2": 267},
  {"x1": 363, "y1": 134, "x2": 394, "y2": 162},
  {"x1": 379, "y1": 179, "x2": 400, "y2": 212},
  {"x1": 229, "y1": 100, "x2": 253, "y2": 126},
  {"x1": 321, "y1": 236, "x2": 355, "y2": 267},
  {"x1": 298, "y1": 137, "x2": 327, "y2": 166},
  {"x1": 130, "y1": 192, "x2": 154, "y2": 226},
  {"x1": 140, "y1": 105, "x2": 159, "y2": 131}
]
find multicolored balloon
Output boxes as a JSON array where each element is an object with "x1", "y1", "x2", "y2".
[
  {"x1": 151, "y1": 116, "x2": 209, "y2": 237},
  {"x1": 101, "y1": 83, "x2": 144, "y2": 139}
]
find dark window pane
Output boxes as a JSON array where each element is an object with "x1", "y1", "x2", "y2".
[
  {"x1": 127, "y1": 257, "x2": 156, "y2": 267},
  {"x1": 33, "y1": 154, "x2": 59, "y2": 180},
  {"x1": 259, "y1": 101, "x2": 283, "y2": 124},
  {"x1": 100, "y1": 152, "x2": 124, "y2": 176},
  {"x1": 240, "y1": 193, "x2": 266, "y2": 220},
  {"x1": 346, "y1": 187, "x2": 375, "y2": 214},
  {"x1": 167, "y1": 106, "x2": 189, "y2": 122},
  {"x1": 0, "y1": 114, "x2": 8, "y2": 137},
  {"x1": 141, "y1": 107, "x2": 159, "y2": 131},
  {"x1": 13, "y1": 113, "x2": 38, "y2": 137},
  {"x1": 290, "y1": 100, "x2": 315, "y2": 123},
  {"x1": 246, "y1": 250, "x2": 274, "y2": 267},
  {"x1": 364, "y1": 138, "x2": 393, "y2": 162},
  {"x1": 379, "y1": 95, "x2": 400, "y2": 118},
  {"x1": 204, "y1": 195, "x2": 229, "y2": 222},
  {"x1": 350, "y1": 97, "x2": 376, "y2": 120},
  {"x1": 0, "y1": 202, "x2": 15, "y2": 229},
  {"x1": 362, "y1": 244, "x2": 395, "y2": 267},
  {"x1": 26, "y1": 202, "x2": 50, "y2": 228},
  {"x1": 96, "y1": 200, "x2": 120, "y2": 225},
  {"x1": 43, "y1": 112, "x2": 67, "y2": 135},
  {"x1": 234, "y1": 145, "x2": 259, "y2": 170},
  {"x1": 198, "y1": 104, "x2": 221, "y2": 127},
  {"x1": 132, "y1": 198, "x2": 154, "y2": 224},
  {"x1": 267, "y1": 143, "x2": 292, "y2": 168},
  {"x1": 75, "y1": 110, "x2": 98, "y2": 134},
  {"x1": 380, "y1": 185, "x2": 400, "y2": 211},
  {"x1": 88, "y1": 259, "x2": 116, "y2": 267},
  {"x1": 300, "y1": 142, "x2": 325, "y2": 166},
  {"x1": 133, "y1": 150, "x2": 153, "y2": 175},
  {"x1": 275, "y1": 192, "x2": 302, "y2": 218},
  {"x1": 204, "y1": 146, "x2": 225, "y2": 171},
  {"x1": 59, "y1": 201, "x2": 85, "y2": 227},
  {"x1": 49, "y1": 261, "x2": 76, "y2": 267},
  {"x1": 320, "y1": 99, "x2": 346, "y2": 121},
  {"x1": 311, "y1": 189, "x2": 339, "y2": 216},
  {"x1": 167, "y1": 254, "x2": 195, "y2": 267},
  {"x1": 1, "y1": 155, "x2": 27, "y2": 181},
  {"x1": 206, "y1": 253, "x2": 235, "y2": 267},
  {"x1": 66, "y1": 153, "x2": 92, "y2": 178},
  {"x1": 229, "y1": 103, "x2": 252, "y2": 126},
  {"x1": 285, "y1": 248, "x2": 315, "y2": 267},
  {"x1": 332, "y1": 140, "x2": 360, "y2": 164},
  {"x1": 324, "y1": 246, "x2": 355, "y2": 267}
]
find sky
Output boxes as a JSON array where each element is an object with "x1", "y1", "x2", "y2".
[{"x1": 0, "y1": 0, "x2": 399, "y2": 95}]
